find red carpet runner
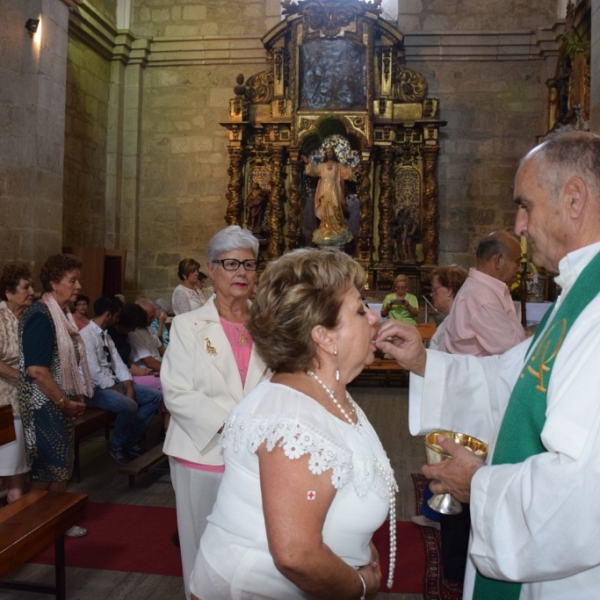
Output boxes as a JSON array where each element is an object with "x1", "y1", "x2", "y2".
[
  {"x1": 29, "y1": 495, "x2": 457, "y2": 597},
  {"x1": 30, "y1": 502, "x2": 183, "y2": 577}
]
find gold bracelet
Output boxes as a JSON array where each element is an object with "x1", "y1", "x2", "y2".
[{"x1": 55, "y1": 396, "x2": 67, "y2": 409}]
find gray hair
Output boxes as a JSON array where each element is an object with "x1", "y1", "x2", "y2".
[
  {"x1": 207, "y1": 225, "x2": 259, "y2": 263},
  {"x1": 135, "y1": 297, "x2": 154, "y2": 312},
  {"x1": 526, "y1": 130, "x2": 600, "y2": 202},
  {"x1": 154, "y1": 298, "x2": 171, "y2": 313}
]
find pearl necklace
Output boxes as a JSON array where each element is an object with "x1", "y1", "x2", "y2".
[
  {"x1": 375, "y1": 457, "x2": 397, "y2": 589},
  {"x1": 306, "y1": 370, "x2": 358, "y2": 428}
]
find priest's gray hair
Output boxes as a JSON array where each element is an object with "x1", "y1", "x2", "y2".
[
  {"x1": 207, "y1": 225, "x2": 259, "y2": 263},
  {"x1": 527, "y1": 129, "x2": 600, "y2": 203}
]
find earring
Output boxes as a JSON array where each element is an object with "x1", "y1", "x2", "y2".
[{"x1": 334, "y1": 348, "x2": 340, "y2": 381}]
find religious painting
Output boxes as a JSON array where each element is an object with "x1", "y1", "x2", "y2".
[{"x1": 299, "y1": 39, "x2": 366, "y2": 110}]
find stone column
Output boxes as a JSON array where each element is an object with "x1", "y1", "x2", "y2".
[
  {"x1": 115, "y1": 39, "x2": 149, "y2": 290},
  {"x1": 0, "y1": 0, "x2": 70, "y2": 270}
]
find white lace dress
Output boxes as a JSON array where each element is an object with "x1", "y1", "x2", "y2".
[{"x1": 190, "y1": 379, "x2": 397, "y2": 600}]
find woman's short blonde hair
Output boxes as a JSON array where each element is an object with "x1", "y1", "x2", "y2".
[
  {"x1": 394, "y1": 274, "x2": 409, "y2": 285},
  {"x1": 248, "y1": 248, "x2": 365, "y2": 373}
]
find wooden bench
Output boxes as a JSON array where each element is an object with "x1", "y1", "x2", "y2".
[
  {"x1": 73, "y1": 408, "x2": 116, "y2": 482},
  {"x1": 118, "y1": 442, "x2": 167, "y2": 487},
  {"x1": 352, "y1": 358, "x2": 407, "y2": 387},
  {"x1": 0, "y1": 490, "x2": 87, "y2": 600}
]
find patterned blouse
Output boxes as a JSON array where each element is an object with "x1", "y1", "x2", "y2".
[{"x1": 0, "y1": 301, "x2": 20, "y2": 416}]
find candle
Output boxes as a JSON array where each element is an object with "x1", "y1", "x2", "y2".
[{"x1": 520, "y1": 235, "x2": 527, "y2": 257}]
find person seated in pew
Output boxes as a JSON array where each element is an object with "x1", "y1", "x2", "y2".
[
  {"x1": 380, "y1": 274, "x2": 419, "y2": 325},
  {"x1": 80, "y1": 296, "x2": 162, "y2": 465},
  {"x1": 129, "y1": 298, "x2": 166, "y2": 373}
]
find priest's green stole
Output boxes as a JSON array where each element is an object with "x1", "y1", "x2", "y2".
[{"x1": 473, "y1": 250, "x2": 600, "y2": 600}]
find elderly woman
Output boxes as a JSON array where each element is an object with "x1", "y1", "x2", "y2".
[
  {"x1": 0, "y1": 264, "x2": 35, "y2": 502},
  {"x1": 18, "y1": 254, "x2": 91, "y2": 530},
  {"x1": 172, "y1": 258, "x2": 209, "y2": 315},
  {"x1": 161, "y1": 225, "x2": 270, "y2": 599},
  {"x1": 72, "y1": 293, "x2": 90, "y2": 330},
  {"x1": 190, "y1": 248, "x2": 396, "y2": 600},
  {"x1": 380, "y1": 273, "x2": 419, "y2": 325},
  {"x1": 428, "y1": 266, "x2": 469, "y2": 352}
]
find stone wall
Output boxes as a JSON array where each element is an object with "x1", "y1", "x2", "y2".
[
  {"x1": 137, "y1": 62, "x2": 265, "y2": 299},
  {"x1": 131, "y1": 0, "x2": 281, "y2": 38},
  {"x1": 63, "y1": 33, "x2": 111, "y2": 249},
  {"x1": 397, "y1": 0, "x2": 558, "y2": 32},
  {"x1": 0, "y1": 0, "x2": 71, "y2": 275}
]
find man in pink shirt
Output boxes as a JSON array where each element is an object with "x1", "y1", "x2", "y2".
[{"x1": 441, "y1": 231, "x2": 526, "y2": 357}]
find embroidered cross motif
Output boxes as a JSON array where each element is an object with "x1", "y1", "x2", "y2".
[
  {"x1": 525, "y1": 319, "x2": 566, "y2": 392},
  {"x1": 307, "y1": 491, "x2": 316, "y2": 500}
]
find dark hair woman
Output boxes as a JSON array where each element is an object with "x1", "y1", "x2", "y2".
[
  {"x1": 172, "y1": 258, "x2": 209, "y2": 315},
  {"x1": 72, "y1": 293, "x2": 90, "y2": 330}
]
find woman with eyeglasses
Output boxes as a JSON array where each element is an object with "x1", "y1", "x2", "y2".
[{"x1": 161, "y1": 225, "x2": 270, "y2": 599}]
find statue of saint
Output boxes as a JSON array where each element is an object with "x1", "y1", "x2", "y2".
[
  {"x1": 246, "y1": 183, "x2": 269, "y2": 234},
  {"x1": 302, "y1": 147, "x2": 356, "y2": 248},
  {"x1": 395, "y1": 207, "x2": 421, "y2": 263}
]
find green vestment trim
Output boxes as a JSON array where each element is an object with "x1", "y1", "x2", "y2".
[{"x1": 473, "y1": 250, "x2": 600, "y2": 600}]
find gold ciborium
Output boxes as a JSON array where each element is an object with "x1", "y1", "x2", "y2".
[{"x1": 424, "y1": 431, "x2": 488, "y2": 515}]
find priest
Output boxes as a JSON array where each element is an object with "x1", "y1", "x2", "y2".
[{"x1": 376, "y1": 129, "x2": 600, "y2": 599}]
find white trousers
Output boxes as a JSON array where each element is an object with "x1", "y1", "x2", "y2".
[{"x1": 169, "y1": 457, "x2": 222, "y2": 600}]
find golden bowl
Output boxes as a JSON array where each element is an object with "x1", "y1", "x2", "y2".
[{"x1": 424, "y1": 430, "x2": 488, "y2": 514}]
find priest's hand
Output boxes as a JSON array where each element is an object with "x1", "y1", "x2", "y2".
[
  {"x1": 421, "y1": 434, "x2": 485, "y2": 503},
  {"x1": 375, "y1": 320, "x2": 426, "y2": 376}
]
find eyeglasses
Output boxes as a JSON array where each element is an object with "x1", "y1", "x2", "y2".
[
  {"x1": 430, "y1": 285, "x2": 445, "y2": 292},
  {"x1": 213, "y1": 259, "x2": 258, "y2": 272}
]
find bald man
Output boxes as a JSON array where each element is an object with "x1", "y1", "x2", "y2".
[{"x1": 440, "y1": 230, "x2": 526, "y2": 356}]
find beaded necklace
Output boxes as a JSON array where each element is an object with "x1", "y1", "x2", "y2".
[{"x1": 306, "y1": 370, "x2": 358, "y2": 427}]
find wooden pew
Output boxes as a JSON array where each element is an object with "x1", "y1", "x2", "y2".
[
  {"x1": 118, "y1": 442, "x2": 167, "y2": 487},
  {"x1": 73, "y1": 408, "x2": 116, "y2": 482},
  {"x1": 0, "y1": 490, "x2": 87, "y2": 600}
]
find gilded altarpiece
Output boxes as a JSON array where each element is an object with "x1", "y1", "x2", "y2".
[{"x1": 221, "y1": 0, "x2": 446, "y2": 295}]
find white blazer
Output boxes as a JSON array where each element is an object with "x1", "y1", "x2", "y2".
[{"x1": 161, "y1": 296, "x2": 270, "y2": 465}]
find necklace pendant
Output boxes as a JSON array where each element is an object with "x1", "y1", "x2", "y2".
[{"x1": 239, "y1": 334, "x2": 248, "y2": 345}]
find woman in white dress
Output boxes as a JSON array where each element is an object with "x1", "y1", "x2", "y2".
[
  {"x1": 191, "y1": 248, "x2": 397, "y2": 600},
  {"x1": 172, "y1": 258, "x2": 208, "y2": 315}
]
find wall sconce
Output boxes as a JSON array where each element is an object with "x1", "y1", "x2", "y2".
[{"x1": 25, "y1": 19, "x2": 40, "y2": 34}]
